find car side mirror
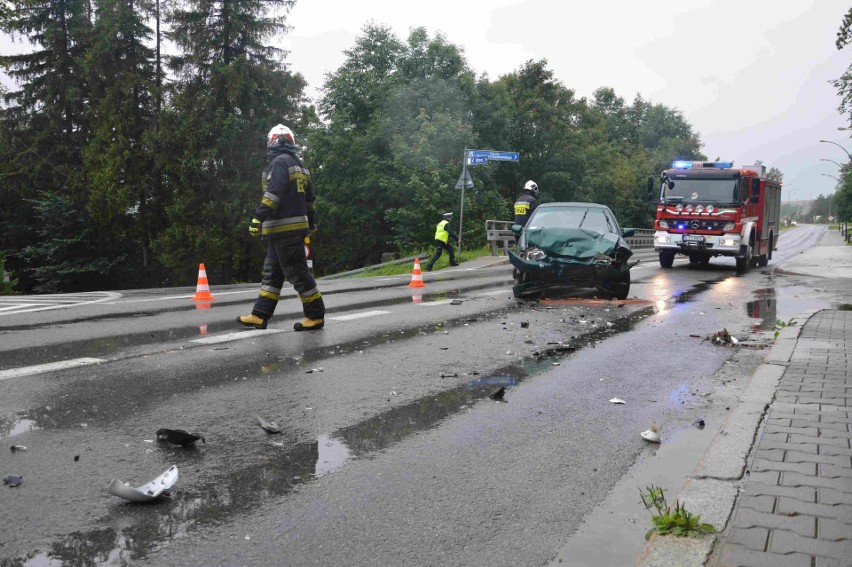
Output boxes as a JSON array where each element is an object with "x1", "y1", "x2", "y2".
[
  {"x1": 622, "y1": 228, "x2": 635, "y2": 238},
  {"x1": 750, "y1": 178, "x2": 760, "y2": 204},
  {"x1": 647, "y1": 177, "x2": 655, "y2": 201},
  {"x1": 511, "y1": 224, "x2": 522, "y2": 234}
]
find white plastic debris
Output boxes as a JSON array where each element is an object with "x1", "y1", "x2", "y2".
[
  {"x1": 609, "y1": 398, "x2": 626, "y2": 404},
  {"x1": 730, "y1": 336, "x2": 739, "y2": 344},
  {"x1": 640, "y1": 428, "x2": 661, "y2": 443},
  {"x1": 108, "y1": 465, "x2": 178, "y2": 502}
]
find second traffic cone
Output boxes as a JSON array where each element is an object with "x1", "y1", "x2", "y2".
[
  {"x1": 192, "y1": 263, "x2": 216, "y2": 301},
  {"x1": 408, "y1": 258, "x2": 425, "y2": 288}
]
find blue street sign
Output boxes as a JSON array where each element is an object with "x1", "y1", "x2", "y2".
[
  {"x1": 466, "y1": 156, "x2": 489, "y2": 165},
  {"x1": 467, "y1": 149, "x2": 520, "y2": 162}
]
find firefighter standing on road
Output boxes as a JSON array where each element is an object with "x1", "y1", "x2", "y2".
[
  {"x1": 425, "y1": 212, "x2": 459, "y2": 271},
  {"x1": 513, "y1": 180, "x2": 539, "y2": 227},
  {"x1": 237, "y1": 124, "x2": 326, "y2": 331}
]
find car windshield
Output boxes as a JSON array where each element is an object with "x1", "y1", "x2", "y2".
[
  {"x1": 528, "y1": 207, "x2": 611, "y2": 233},
  {"x1": 663, "y1": 178, "x2": 739, "y2": 203}
]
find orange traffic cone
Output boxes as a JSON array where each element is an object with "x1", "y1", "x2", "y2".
[
  {"x1": 192, "y1": 263, "x2": 216, "y2": 301},
  {"x1": 408, "y1": 258, "x2": 425, "y2": 288}
]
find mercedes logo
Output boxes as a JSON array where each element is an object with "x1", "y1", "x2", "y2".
[{"x1": 690, "y1": 220, "x2": 700, "y2": 229}]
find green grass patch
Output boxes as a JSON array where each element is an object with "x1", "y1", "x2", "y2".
[{"x1": 356, "y1": 245, "x2": 497, "y2": 277}]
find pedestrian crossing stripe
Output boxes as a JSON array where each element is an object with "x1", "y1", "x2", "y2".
[{"x1": 0, "y1": 358, "x2": 106, "y2": 381}]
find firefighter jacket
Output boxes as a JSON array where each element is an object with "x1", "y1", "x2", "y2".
[
  {"x1": 254, "y1": 143, "x2": 316, "y2": 239},
  {"x1": 513, "y1": 192, "x2": 538, "y2": 226},
  {"x1": 434, "y1": 220, "x2": 458, "y2": 244}
]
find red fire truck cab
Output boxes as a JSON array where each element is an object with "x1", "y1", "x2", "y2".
[{"x1": 650, "y1": 161, "x2": 782, "y2": 273}]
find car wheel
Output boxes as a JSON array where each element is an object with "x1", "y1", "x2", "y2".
[{"x1": 659, "y1": 251, "x2": 675, "y2": 269}]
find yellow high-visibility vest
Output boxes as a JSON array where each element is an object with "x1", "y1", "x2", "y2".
[{"x1": 434, "y1": 220, "x2": 450, "y2": 243}]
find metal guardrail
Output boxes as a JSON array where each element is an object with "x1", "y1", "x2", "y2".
[{"x1": 486, "y1": 221, "x2": 655, "y2": 255}]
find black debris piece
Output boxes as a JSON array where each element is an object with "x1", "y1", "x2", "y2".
[
  {"x1": 74, "y1": 455, "x2": 80, "y2": 462},
  {"x1": 10, "y1": 445, "x2": 27, "y2": 452},
  {"x1": 4, "y1": 474, "x2": 23, "y2": 487},
  {"x1": 256, "y1": 416, "x2": 283, "y2": 434},
  {"x1": 489, "y1": 387, "x2": 506, "y2": 401},
  {"x1": 704, "y1": 329, "x2": 738, "y2": 346},
  {"x1": 450, "y1": 299, "x2": 463, "y2": 305},
  {"x1": 156, "y1": 428, "x2": 205, "y2": 446},
  {"x1": 440, "y1": 372, "x2": 459, "y2": 378},
  {"x1": 693, "y1": 419, "x2": 705, "y2": 429},
  {"x1": 520, "y1": 321, "x2": 529, "y2": 328}
]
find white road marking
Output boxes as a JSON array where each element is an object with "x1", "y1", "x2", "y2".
[
  {"x1": 103, "y1": 289, "x2": 256, "y2": 305},
  {"x1": 191, "y1": 329, "x2": 285, "y2": 345},
  {"x1": 327, "y1": 310, "x2": 391, "y2": 321},
  {"x1": 0, "y1": 358, "x2": 106, "y2": 381},
  {"x1": 0, "y1": 292, "x2": 121, "y2": 316},
  {"x1": 479, "y1": 290, "x2": 512, "y2": 296},
  {"x1": 419, "y1": 300, "x2": 454, "y2": 306}
]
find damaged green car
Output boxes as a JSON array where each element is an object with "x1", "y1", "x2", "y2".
[{"x1": 508, "y1": 202, "x2": 637, "y2": 300}]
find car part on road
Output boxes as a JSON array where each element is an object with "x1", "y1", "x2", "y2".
[
  {"x1": 256, "y1": 416, "x2": 283, "y2": 434},
  {"x1": 640, "y1": 426, "x2": 661, "y2": 443},
  {"x1": 4, "y1": 474, "x2": 23, "y2": 487},
  {"x1": 10, "y1": 445, "x2": 27, "y2": 452},
  {"x1": 156, "y1": 428, "x2": 205, "y2": 446},
  {"x1": 692, "y1": 419, "x2": 705, "y2": 429},
  {"x1": 489, "y1": 387, "x2": 506, "y2": 401},
  {"x1": 108, "y1": 465, "x2": 178, "y2": 502},
  {"x1": 609, "y1": 398, "x2": 626, "y2": 404}
]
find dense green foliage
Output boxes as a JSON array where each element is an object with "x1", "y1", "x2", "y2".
[
  {"x1": 1, "y1": 3, "x2": 708, "y2": 293},
  {"x1": 831, "y1": 7, "x2": 852, "y2": 225}
]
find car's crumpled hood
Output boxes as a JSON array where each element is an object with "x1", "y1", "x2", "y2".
[{"x1": 523, "y1": 227, "x2": 633, "y2": 264}]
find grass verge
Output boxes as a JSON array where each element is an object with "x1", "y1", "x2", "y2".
[{"x1": 355, "y1": 246, "x2": 499, "y2": 277}]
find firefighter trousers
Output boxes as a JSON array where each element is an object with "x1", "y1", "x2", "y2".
[{"x1": 251, "y1": 235, "x2": 325, "y2": 321}]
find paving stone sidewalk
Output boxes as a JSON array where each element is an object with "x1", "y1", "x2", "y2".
[{"x1": 711, "y1": 309, "x2": 852, "y2": 567}]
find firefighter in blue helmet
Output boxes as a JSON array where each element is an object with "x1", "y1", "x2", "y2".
[
  {"x1": 237, "y1": 124, "x2": 326, "y2": 331},
  {"x1": 425, "y1": 212, "x2": 460, "y2": 271},
  {"x1": 513, "y1": 180, "x2": 539, "y2": 227}
]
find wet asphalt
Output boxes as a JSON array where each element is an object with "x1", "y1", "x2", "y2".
[{"x1": 1, "y1": 225, "x2": 849, "y2": 566}]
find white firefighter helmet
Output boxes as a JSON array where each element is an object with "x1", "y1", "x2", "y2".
[
  {"x1": 267, "y1": 124, "x2": 295, "y2": 148},
  {"x1": 524, "y1": 180, "x2": 539, "y2": 195}
]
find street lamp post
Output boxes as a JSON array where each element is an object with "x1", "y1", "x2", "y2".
[
  {"x1": 821, "y1": 158, "x2": 843, "y2": 168},
  {"x1": 819, "y1": 139, "x2": 852, "y2": 160}
]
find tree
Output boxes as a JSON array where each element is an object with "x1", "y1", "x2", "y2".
[
  {"x1": 833, "y1": 7, "x2": 852, "y2": 123},
  {"x1": 153, "y1": 0, "x2": 308, "y2": 284}
]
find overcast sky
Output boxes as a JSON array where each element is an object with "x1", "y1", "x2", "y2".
[{"x1": 282, "y1": 0, "x2": 850, "y2": 201}]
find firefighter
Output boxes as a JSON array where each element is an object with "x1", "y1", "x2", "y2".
[
  {"x1": 513, "y1": 180, "x2": 539, "y2": 227},
  {"x1": 425, "y1": 212, "x2": 459, "y2": 271},
  {"x1": 237, "y1": 124, "x2": 326, "y2": 331}
]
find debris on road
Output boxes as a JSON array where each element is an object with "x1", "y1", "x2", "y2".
[
  {"x1": 520, "y1": 321, "x2": 529, "y2": 328},
  {"x1": 256, "y1": 416, "x2": 283, "y2": 434},
  {"x1": 156, "y1": 428, "x2": 205, "y2": 446},
  {"x1": 609, "y1": 398, "x2": 626, "y2": 404},
  {"x1": 641, "y1": 425, "x2": 661, "y2": 443},
  {"x1": 74, "y1": 455, "x2": 80, "y2": 462},
  {"x1": 108, "y1": 465, "x2": 178, "y2": 502},
  {"x1": 705, "y1": 329, "x2": 739, "y2": 346},
  {"x1": 692, "y1": 419, "x2": 706, "y2": 429},
  {"x1": 305, "y1": 367, "x2": 324, "y2": 373},
  {"x1": 440, "y1": 372, "x2": 459, "y2": 378},
  {"x1": 10, "y1": 445, "x2": 27, "y2": 452},
  {"x1": 489, "y1": 387, "x2": 506, "y2": 402},
  {"x1": 4, "y1": 474, "x2": 23, "y2": 487},
  {"x1": 450, "y1": 299, "x2": 463, "y2": 305}
]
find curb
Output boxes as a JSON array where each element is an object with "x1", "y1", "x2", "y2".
[{"x1": 634, "y1": 309, "x2": 822, "y2": 567}]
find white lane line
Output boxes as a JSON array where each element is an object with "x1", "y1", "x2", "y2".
[
  {"x1": 104, "y1": 289, "x2": 257, "y2": 305},
  {"x1": 0, "y1": 292, "x2": 122, "y2": 316},
  {"x1": 191, "y1": 329, "x2": 285, "y2": 345},
  {"x1": 0, "y1": 304, "x2": 40, "y2": 312},
  {"x1": 479, "y1": 290, "x2": 512, "y2": 296},
  {"x1": 327, "y1": 310, "x2": 391, "y2": 321},
  {"x1": 0, "y1": 358, "x2": 106, "y2": 381},
  {"x1": 419, "y1": 300, "x2": 454, "y2": 306}
]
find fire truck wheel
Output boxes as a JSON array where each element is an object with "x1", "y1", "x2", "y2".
[
  {"x1": 757, "y1": 253, "x2": 769, "y2": 267},
  {"x1": 659, "y1": 251, "x2": 675, "y2": 269},
  {"x1": 736, "y1": 243, "x2": 752, "y2": 273}
]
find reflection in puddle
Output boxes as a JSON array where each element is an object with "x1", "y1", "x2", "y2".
[
  {"x1": 315, "y1": 434, "x2": 351, "y2": 477},
  {"x1": 0, "y1": 415, "x2": 41, "y2": 438},
  {"x1": 746, "y1": 288, "x2": 777, "y2": 330}
]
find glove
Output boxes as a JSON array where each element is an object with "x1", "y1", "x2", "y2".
[{"x1": 248, "y1": 218, "x2": 261, "y2": 237}]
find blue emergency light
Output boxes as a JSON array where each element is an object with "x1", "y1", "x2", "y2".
[{"x1": 671, "y1": 160, "x2": 733, "y2": 169}]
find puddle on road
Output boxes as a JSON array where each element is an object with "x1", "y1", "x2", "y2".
[
  {"x1": 745, "y1": 286, "x2": 832, "y2": 330},
  {"x1": 0, "y1": 414, "x2": 41, "y2": 438}
]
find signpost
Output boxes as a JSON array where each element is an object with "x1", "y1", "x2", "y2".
[{"x1": 454, "y1": 149, "x2": 519, "y2": 256}]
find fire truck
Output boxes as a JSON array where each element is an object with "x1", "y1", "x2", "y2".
[{"x1": 650, "y1": 161, "x2": 782, "y2": 272}]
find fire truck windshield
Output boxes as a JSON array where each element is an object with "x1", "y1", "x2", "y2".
[{"x1": 663, "y1": 178, "x2": 739, "y2": 204}]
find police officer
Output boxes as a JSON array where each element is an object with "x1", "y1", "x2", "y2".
[
  {"x1": 513, "y1": 180, "x2": 539, "y2": 227},
  {"x1": 425, "y1": 212, "x2": 459, "y2": 271},
  {"x1": 237, "y1": 124, "x2": 326, "y2": 331}
]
